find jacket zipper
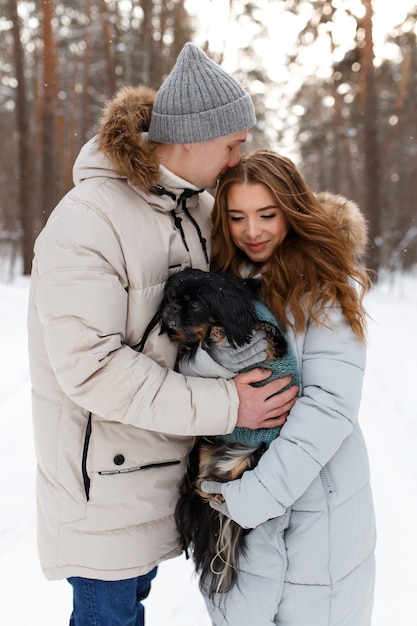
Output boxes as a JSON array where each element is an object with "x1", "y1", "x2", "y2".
[
  {"x1": 82, "y1": 413, "x2": 92, "y2": 501},
  {"x1": 98, "y1": 460, "x2": 181, "y2": 476},
  {"x1": 320, "y1": 467, "x2": 334, "y2": 494}
]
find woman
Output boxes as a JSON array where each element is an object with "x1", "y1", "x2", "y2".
[{"x1": 200, "y1": 150, "x2": 376, "y2": 625}]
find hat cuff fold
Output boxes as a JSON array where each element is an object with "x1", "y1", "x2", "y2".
[{"x1": 148, "y1": 95, "x2": 256, "y2": 144}]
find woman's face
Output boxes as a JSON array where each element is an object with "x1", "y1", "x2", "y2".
[{"x1": 226, "y1": 182, "x2": 290, "y2": 263}]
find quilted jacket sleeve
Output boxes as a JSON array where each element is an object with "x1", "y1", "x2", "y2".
[
  {"x1": 216, "y1": 307, "x2": 367, "y2": 528},
  {"x1": 32, "y1": 200, "x2": 238, "y2": 437}
]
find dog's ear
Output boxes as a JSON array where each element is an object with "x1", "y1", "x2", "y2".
[{"x1": 209, "y1": 273, "x2": 258, "y2": 347}]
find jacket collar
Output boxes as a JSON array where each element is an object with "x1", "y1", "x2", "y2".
[{"x1": 134, "y1": 164, "x2": 204, "y2": 215}]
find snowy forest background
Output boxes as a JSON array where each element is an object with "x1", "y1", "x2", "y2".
[
  {"x1": 1, "y1": 2, "x2": 417, "y2": 624},
  {"x1": 0, "y1": 0, "x2": 416, "y2": 281}
]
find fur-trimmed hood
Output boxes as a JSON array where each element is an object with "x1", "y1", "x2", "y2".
[
  {"x1": 74, "y1": 86, "x2": 160, "y2": 191},
  {"x1": 316, "y1": 191, "x2": 368, "y2": 259}
]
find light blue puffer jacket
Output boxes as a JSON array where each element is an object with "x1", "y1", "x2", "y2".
[{"x1": 204, "y1": 303, "x2": 376, "y2": 626}]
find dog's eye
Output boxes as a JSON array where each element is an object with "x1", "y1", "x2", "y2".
[{"x1": 189, "y1": 301, "x2": 201, "y2": 311}]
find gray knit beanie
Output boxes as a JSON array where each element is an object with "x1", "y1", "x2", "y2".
[{"x1": 148, "y1": 43, "x2": 256, "y2": 144}]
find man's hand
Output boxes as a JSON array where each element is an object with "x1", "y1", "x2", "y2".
[{"x1": 235, "y1": 369, "x2": 298, "y2": 429}]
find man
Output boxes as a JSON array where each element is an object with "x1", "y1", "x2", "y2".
[{"x1": 28, "y1": 43, "x2": 297, "y2": 625}]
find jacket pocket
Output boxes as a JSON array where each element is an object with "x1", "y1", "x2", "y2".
[
  {"x1": 98, "y1": 459, "x2": 181, "y2": 475},
  {"x1": 84, "y1": 456, "x2": 187, "y2": 531}
]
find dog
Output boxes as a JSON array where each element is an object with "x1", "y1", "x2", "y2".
[{"x1": 134, "y1": 268, "x2": 298, "y2": 597}]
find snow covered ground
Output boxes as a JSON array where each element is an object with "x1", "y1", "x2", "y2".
[{"x1": 1, "y1": 273, "x2": 416, "y2": 625}]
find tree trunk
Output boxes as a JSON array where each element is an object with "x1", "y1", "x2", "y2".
[
  {"x1": 358, "y1": 0, "x2": 381, "y2": 276},
  {"x1": 8, "y1": 0, "x2": 36, "y2": 275},
  {"x1": 40, "y1": 0, "x2": 60, "y2": 224},
  {"x1": 99, "y1": 0, "x2": 117, "y2": 95}
]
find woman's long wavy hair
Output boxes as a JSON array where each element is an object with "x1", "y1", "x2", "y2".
[{"x1": 211, "y1": 150, "x2": 373, "y2": 341}]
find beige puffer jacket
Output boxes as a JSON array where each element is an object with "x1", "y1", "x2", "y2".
[{"x1": 28, "y1": 87, "x2": 239, "y2": 581}]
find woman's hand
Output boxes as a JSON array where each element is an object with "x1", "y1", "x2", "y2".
[
  {"x1": 207, "y1": 328, "x2": 268, "y2": 371},
  {"x1": 200, "y1": 475, "x2": 287, "y2": 529}
]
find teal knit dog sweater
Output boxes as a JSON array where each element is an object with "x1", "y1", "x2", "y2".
[{"x1": 217, "y1": 300, "x2": 299, "y2": 447}]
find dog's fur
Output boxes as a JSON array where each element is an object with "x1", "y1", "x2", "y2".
[
  {"x1": 134, "y1": 268, "x2": 288, "y2": 597},
  {"x1": 157, "y1": 268, "x2": 286, "y2": 360},
  {"x1": 176, "y1": 437, "x2": 266, "y2": 597},
  {"x1": 134, "y1": 269, "x2": 287, "y2": 595}
]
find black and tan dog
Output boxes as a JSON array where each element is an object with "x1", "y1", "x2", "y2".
[{"x1": 134, "y1": 268, "x2": 296, "y2": 597}]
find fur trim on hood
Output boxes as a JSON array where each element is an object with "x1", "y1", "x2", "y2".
[
  {"x1": 316, "y1": 191, "x2": 368, "y2": 259},
  {"x1": 96, "y1": 86, "x2": 160, "y2": 191}
]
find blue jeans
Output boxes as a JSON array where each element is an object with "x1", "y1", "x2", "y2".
[{"x1": 68, "y1": 568, "x2": 157, "y2": 626}]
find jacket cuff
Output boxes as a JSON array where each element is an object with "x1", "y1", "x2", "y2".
[{"x1": 223, "y1": 469, "x2": 286, "y2": 529}]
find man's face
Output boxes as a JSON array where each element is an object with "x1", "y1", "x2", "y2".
[{"x1": 184, "y1": 130, "x2": 248, "y2": 189}]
